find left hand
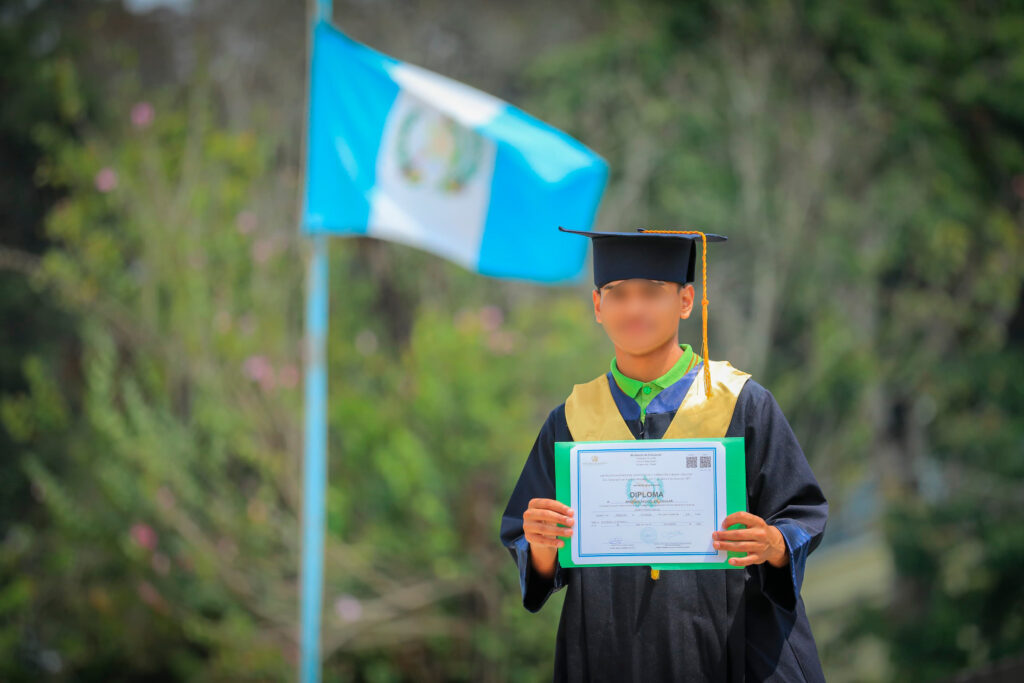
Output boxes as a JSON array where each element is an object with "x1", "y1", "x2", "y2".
[{"x1": 712, "y1": 511, "x2": 789, "y2": 568}]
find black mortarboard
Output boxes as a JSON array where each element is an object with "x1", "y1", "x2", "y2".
[
  {"x1": 557, "y1": 227, "x2": 727, "y2": 289},
  {"x1": 558, "y1": 226, "x2": 730, "y2": 400}
]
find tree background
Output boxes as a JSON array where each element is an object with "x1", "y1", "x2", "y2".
[{"x1": 2, "y1": 0, "x2": 1023, "y2": 680}]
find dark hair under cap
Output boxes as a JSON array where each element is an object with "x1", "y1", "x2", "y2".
[{"x1": 557, "y1": 227, "x2": 727, "y2": 288}]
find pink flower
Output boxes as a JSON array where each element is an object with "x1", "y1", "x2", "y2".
[
  {"x1": 94, "y1": 168, "x2": 118, "y2": 193},
  {"x1": 260, "y1": 374, "x2": 276, "y2": 392},
  {"x1": 487, "y1": 330, "x2": 519, "y2": 355},
  {"x1": 334, "y1": 595, "x2": 363, "y2": 622},
  {"x1": 479, "y1": 305, "x2": 503, "y2": 332},
  {"x1": 130, "y1": 523, "x2": 158, "y2": 551},
  {"x1": 243, "y1": 355, "x2": 271, "y2": 381},
  {"x1": 243, "y1": 354, "x2": 276, "y2": 391},
  {"x1": 130, "y1": 101, "x2": 154, "y2": 129}
]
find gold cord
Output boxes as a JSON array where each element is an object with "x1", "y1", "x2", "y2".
[{"x1": 638, "y1": 229, "x2": 712, "y2": 398}]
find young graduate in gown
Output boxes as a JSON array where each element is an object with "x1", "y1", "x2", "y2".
[{"x1": 499, "y1": 227, "x2": 829, "y2": 682}]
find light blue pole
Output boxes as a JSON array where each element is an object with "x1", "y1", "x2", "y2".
[
  {"x1": 300, "y1": 2, "x2": 332, "y2": 682},
  {"x1": 300, "y1": 234, "x2": 329, "y2": 683},
  {"x1": 315, "y1": 0, "x2": 333, "y2": 24}
]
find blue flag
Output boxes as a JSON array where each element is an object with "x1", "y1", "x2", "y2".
[{"x1": 303, "y1": 21, "x2": 608, "y2": 283}]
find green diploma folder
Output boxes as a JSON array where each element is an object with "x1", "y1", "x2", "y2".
[{"x1": 555, "y1": 437, "x2": 747, "y2": 570}]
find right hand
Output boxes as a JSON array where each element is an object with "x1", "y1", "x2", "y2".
[{"x1": 523, "y1": 498, "x2": 575, "y2": 550}]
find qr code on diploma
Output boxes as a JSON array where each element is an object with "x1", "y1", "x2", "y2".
[{"x1": 687, "y1": 455, "x2": 713, "y2": 468}]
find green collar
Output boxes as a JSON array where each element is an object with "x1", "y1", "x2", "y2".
[{"x1": 610, "y1": 343, "x2": 696, "y2": 398}]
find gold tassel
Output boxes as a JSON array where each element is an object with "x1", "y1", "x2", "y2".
[
  {"x1": 650, "y1": 568, "x2": 660, "y2": 580},
  {"x1": 638, "y1": 229, "x2": 712, "y2": 398}
]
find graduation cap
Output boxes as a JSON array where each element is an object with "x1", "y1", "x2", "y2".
[
  {"x1": 558, "y1": 227, "x2": 729, "y2": 399},
  {"x1": 557, "y1": 227, "x2": 726, "y2": 288}
]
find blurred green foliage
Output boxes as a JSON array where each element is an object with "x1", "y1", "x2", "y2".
[{"x1": 2, "y1": 0, "x2": 1023, "y2": 681}]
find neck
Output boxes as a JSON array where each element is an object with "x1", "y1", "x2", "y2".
[{"x1": 614, "y1": 337, "x2": 683, "y2": 383}]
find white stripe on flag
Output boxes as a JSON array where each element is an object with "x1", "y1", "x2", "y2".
[
  {"x1": 387, "y1": 62, "x2": 503, "y2": 128},
  {"x1": 367, "y1": 91, "x2": 497, "y2": 269}
]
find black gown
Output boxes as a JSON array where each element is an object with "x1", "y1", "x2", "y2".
[{"x1": 499, "y1": 365, "x2": 829, "y2": 682}]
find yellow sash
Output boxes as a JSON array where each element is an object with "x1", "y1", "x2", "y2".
[
  {"x1": 564, "y1": 359, "x2": 752, "y2": 441},
  {"x1": 563, "y1": 360, "x2": 752, "y2": 579}
]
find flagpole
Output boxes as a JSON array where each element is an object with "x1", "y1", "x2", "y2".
[
  {"x1": 300, "y1": 1, "x2": 332, "y2": 682},
  {"x1": 300, "y1": 233, "x2": 328, "y2": 683}
]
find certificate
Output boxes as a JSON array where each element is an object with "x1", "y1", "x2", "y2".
[{"x1": 555, "y1": 437, "x2": 747, "y2": 570}]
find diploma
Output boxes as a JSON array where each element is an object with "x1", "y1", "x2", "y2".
[{"x1": 555, "y1": 438, "x2": 747, "y2": 570}]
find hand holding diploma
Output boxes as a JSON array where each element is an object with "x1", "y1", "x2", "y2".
[
  {"x1": 712, "y1": 511, "x2": 789, "y2": 568},
  {"x1": 523, "y1": 498, "x2": 575, "y2": 579}
]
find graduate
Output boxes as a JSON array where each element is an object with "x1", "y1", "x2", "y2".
[{"x1": 499, "y1": 227, "x2": 829, "y2": 682}]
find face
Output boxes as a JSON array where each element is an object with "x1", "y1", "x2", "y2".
[{"x1": 592, "y1": 279, "x2": 695, "y2": 355}]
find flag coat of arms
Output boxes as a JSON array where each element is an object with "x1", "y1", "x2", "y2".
[{"x1": 303, "y1": 21, "x2": 608, "y2": 283}]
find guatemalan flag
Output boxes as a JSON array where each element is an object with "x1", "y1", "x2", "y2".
[{"x1": 303, "y1": 21, "x2": 608, "y2": 283}]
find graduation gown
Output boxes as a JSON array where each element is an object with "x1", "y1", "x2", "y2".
[{"x1": 499, "y1": 361, "x2": 828, "y2": 682}]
